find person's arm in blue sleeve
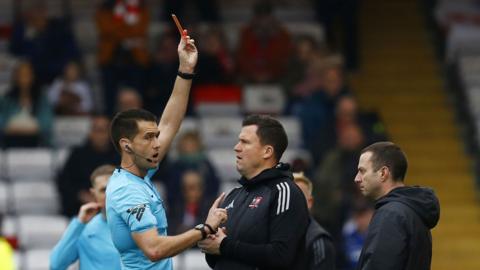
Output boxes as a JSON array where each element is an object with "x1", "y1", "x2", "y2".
[
  {"x1": 50, "y1": 202, "x2": 100, "y2": 270},
  {"x1": 49, "y1": 218, "x2": 84, "y2": 270}
]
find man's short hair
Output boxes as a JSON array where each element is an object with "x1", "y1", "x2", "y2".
[
  {"x1": 110, "y1": 109, "x2": 157, "y2": 152},
  {"x1": 361, "y1": 141, "x2": 408, "y2": 182},
  {"x1": 90, "y1": 164, "x2": 115, "y2": 186},
  {"x1": 293, "y1": 172, "x2": 313, "y2": 196},
  {"x1": 242, "y1": 115, "x2": 288, "y2": 162}
]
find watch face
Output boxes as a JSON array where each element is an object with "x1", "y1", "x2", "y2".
[{"x1": 195, "y1": 224, "x2": 204, "y2": 230}]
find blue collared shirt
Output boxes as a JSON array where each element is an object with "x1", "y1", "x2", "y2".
[
  {"x1": 50, "y1": 214, "x2": 121, "y2": 270},
  {"x1": 106, "y1": 168, "x2": 172, "y2": 270}
]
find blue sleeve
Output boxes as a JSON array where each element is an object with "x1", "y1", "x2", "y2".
[
  {"x1": 50, "y1": 218, "x2": 85, "y2": 270},
  {"x1": 111, "y1": 185, "x2": 158, "y2": 233}
]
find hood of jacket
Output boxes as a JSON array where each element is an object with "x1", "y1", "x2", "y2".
[{"x1": 376, "y1": 186, "x2": 440, "y2": 229}]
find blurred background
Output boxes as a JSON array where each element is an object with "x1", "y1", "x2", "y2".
[{"x1": 0, "y1": 0, "x2": 479, "y2": 269}]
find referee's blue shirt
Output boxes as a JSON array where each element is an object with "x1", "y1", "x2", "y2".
[
  {"x1": 50, "y1": 214, "x2": 121, "y2": 270},
  {"x1": 106, "y1": 167, "x2": 172, "y2": 270}
]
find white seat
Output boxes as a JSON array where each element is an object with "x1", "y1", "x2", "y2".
[
  {"x1": 173, "y1": 250, "x2": 210, "y2": 270},
  {"x1": 18, "y1": 215, "x2": 68, "y2": 249},
  {"x1": 2, "y1": 215, "x2": 17, "y2": 240},
  {"x1": 281, "y1": 148, "x2": 313, "y2": 165},
  {"x1": 6, "y1": 148, "x2": 53, "y2": 182},
  {"x1": 53, "y1": 117, "x2": 92, "y2": 148},
  {"x1": 0, "y1": 182, "x2": 8, "y2": 214},
  {"x1": 53, "y1": 147, "x2": 71, "y2": 172},
  {"x1": 22, "y1": 248, "x2": 51, "y2": 270},
  {"x1": 207, "y1": 149, "x2": 239, "y2": 182},
  {"x1": 243, "y1": 84, "x2": 286, "y2": 115},
  {"x1": 199, "y1": 117, "x2": 242, "y2": 149},
  {"x1": 277, "y1": 117, "x2": 302, "y2": 148},
  {"x1": 196, "y1": 103, "x2": 241, "y2": 117},
  {"x1": 12, "y1": 182, "x2": 59, "y2": 215}
]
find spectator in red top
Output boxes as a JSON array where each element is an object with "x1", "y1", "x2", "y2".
[{"x1": 236, "y1": 0, "x2": 293, "y2": 83}]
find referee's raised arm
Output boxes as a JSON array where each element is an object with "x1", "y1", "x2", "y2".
[{"x1": 155, "y1": 31, "x2": 197, "y2": 162}]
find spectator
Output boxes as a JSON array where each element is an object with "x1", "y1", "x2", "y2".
[
  {"x1": 312, "y1": 123, "x2": 365, "y2": 258},
  {"x1": 293, "y1": 57, "x2": 350, "y2": 162},
  {"x1": 116, "y1": 87, "x2": 143, "y2": 113},
  {"x1": 168, "y1": 170, "x2": 211, "y2": 235},
  {"x1": 47, "y1": 61, "x2": 93, "y2": 115},
  {"x1": 56, "y1": 115, "x2": 119, "y2": 217},
  {"x1": 236, "y1": 0, "x2": 293, "y2": 83},
  {"x1": 96, "y1": 0, "x2": 149, "y2": 114},
  {"x1": 9, "y1": 1, "x2": 81, "y2": 86},
  {"x1": 145, "y1": 32, "x2": 179, "y2": 116},
  {"x1": 166, "y1": 130, "x2": 220, "y2": 207},
  {"x1": 342, "y1": 199, "x2": 374, "y2": 270},
  {"x1": 283, "y1": 35, "x2": 323, "y2": 103},
  {"x1": 195, "y1": 26, "x2": 234, "y2": 85},
  {"x1": 0, "y1": 61, "x2": 52, "y2": 148},
  {"x1": 336, "y1": 95, "x2": 388, "y2": 145}
]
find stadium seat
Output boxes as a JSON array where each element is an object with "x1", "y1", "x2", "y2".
[
  {"x1": 17, "y1": 215, "x2": 68, "y2": 249},
  {"x1": 183, "y1": 250, "x2": 211, "y2": 270},
  {"x1": 5, "y1": 148, "x2": 53, "y2": 182},
  {"x1": 206, "y1": 149, "x2": 239, "y2": 182},
  {"x1": 243, "y1": 84, "x2": 286, "y2": 115},
  {"x1": 0, "y1": 181, "x2": 7, "y2": 214},
  {"x1": 199, "y1": 117, "x2": 243, "y2": 149},
  {"x1": 12, "y1": 182, "x2": 59, "y2": 215},
  {"x1": 22, "y1": 248, "x2": 51, "y2": 270},
  {"x1": 276, "y1": 117, "x2": 302, "y2": 148},
  {"x1": 53, "y1": 117, "x2": 92, "y2": 148}
]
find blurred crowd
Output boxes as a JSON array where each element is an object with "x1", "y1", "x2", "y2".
[{"x1": 0, "y1": 0, "x2": 386, "y2": 269}]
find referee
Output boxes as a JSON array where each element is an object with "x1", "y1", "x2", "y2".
[{"x1": 106, "y1": 34, "x2": 227, "y2": 270}]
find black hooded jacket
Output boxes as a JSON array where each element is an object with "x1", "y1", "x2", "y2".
[
  {"x1": 205, "y1": 164, "x2": 310, "y2": 270},
  {"x1": 356, "y1": 186, "x2": 440, "y2": 270}
]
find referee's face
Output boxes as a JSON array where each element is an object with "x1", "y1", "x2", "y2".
[
  {"x1": 131, "y1": 120, "x2": 161, "y2": 169},
  {"x1": 234, "y1": 125, "x2": 265, "y2": 179}
]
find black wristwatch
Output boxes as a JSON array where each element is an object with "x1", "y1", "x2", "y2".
[{"x1": 194, "y1": 224, "x2": 208, "y2": 240}]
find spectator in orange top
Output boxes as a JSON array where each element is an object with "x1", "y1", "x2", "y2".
[{"x1": 96, "y1": 0, "x2": 150, "y2": 115}]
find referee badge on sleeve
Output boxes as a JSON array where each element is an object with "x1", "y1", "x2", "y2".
[{"x1": 127, "y1": 204, "x2": 147, "y2": 221}]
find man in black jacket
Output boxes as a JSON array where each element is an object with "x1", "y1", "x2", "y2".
[
  {"x1": 198, "y1": 115, "x2": 310, "y2": 270},
  {"x1": 293, "y1": 172, "x2": 335, "y2": 270},
  {"x1": 354, "y1": 141, "x2": 440, "y2": 270}
]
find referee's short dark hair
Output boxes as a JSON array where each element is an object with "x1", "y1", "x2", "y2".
[
  {"x1": 361, "y1": 141, "x2": 408, "y2": 182},
  {"x1": 110, "y1": 109, "x2": 157, "y2": 152},
  {"x1": 242, "y1": 115, "x2": 288, "y2": 162}
]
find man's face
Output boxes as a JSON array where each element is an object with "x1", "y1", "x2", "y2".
[
  {"x1": 234, "y1": 125, "x2": 265, "y2": 179},
  {"x1": 91, "y1": 175, "x2": 109, "y2": 209},
  {"x1": 130, "y1": 120, "x2": 161, "y2": 169},
  {"x1": 182, "y1": 171, "x2": 203, "y2": 204},
  {"x1": 89, "y1": 117, "x2": 111, "y2": 151},
  {"x1": 355, "y1": 152, "x2": 382, "y2": 199}
]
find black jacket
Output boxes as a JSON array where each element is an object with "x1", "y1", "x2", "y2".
[
  {"x1": 305, "y1": 216, "x2": 335, "y2": 270},
  {"x1": 356, "y1": 186, "x2": 440, "y2": 270},
  {"x1": 206, "y1": 164, "x2": 310, "y2": 270}
]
